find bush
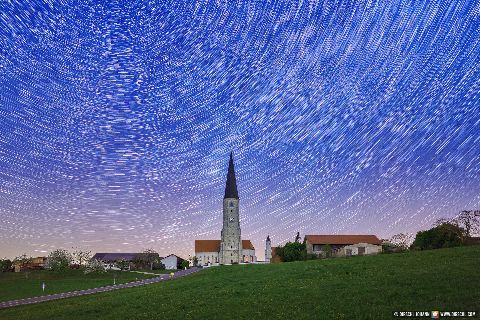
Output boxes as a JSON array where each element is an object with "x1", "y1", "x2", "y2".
[
  {"x1": 282, "y1": 242, "x2": 306, "y2": 262},
  {"x1": 152, "y1": 261, "x2": 165, "y2": 270},
  {"x1": 116, "y1": 259, "x2": 130, "y2": 270},
  {"x1": 84, "y1": 259, "x2": 106, "y2": 274},
  {"x1": 46, "y1": 249, "x2": 73, "y2": 272},
  {"x1": 180, "y1": 260, "x2": 190, "y2": 269}
]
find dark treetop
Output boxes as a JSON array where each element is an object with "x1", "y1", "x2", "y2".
[{"x1": 224, "y1": 152, "x2": 239, "y2": 199}]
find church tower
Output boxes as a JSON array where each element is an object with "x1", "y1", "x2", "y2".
[{"x1": 219, "y1": 152, "x2": 242, "y2": 264}]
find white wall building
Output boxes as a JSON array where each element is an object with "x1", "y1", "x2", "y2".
[
  {"x1": 161, "y1": 254, "x2": 185, "y2": 270},
  {"x1": 195, "y1": 240, "x2": 256, "y2": 266}
]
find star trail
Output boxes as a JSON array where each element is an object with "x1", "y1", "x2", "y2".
[{"x1": 0, "y1": 0, "x2": 479, "y2": 260}]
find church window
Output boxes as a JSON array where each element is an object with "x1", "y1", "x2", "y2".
[{"x1": 229, "y1": 201, "x2": 234, "y2": 207}]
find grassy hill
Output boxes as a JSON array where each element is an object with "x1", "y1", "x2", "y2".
[
  {"x1": 0, "y1": 269, "x2": 155, "y2": 302},
  {"x1": 1, "y1": 245, "x2": 478, "y2": 319}
]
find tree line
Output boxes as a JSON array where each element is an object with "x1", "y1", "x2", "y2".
[
  {"x1": 274, "y1": 210, "x2": 479, "y2": 262},
  {"x1": 0, "y1": 247, "x2": 168, "y2": 274}
]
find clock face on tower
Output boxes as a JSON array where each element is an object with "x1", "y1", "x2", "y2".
[{"x1": 229, "y1": 217, "x2": 234, "y2": 222}]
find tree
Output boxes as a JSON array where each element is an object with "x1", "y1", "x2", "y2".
[
  {"x1": 453, "y1": 210, "x2": 480, "y2": 237},
  {"x1": 136, "y1": 249, "x2": 159, "y2": 270},
  {"x1": 322, "y1": 244, "x2": 332, "y2": 258},
  {"x1": 0, "y1": 259, "x2": 12, "y2": 272},
  {"x1": 282, "y1": 242, "x2": 306, "y2": 262},
  {"x1": 46, "y1": 249, "x2": 73, "y2": 272},
  {"x1": 295, "y1": 232, "x2": 301, "y2": 243},
  {"x1": 71, "y1": 247, "x2": 92, "y2": 268},
  {"x1": 181, "y1": 260, "x2": 190, "y2": 269},
  {"x1": 389, "y1": 233, "x2": 413, "y2": 251},
  {"x1": 13, "y1": 254, "x2": 32, "y2": 267},
  {"x1": 411, "y1": 222, "x2": 466, "y2": 250},
  {"x1": 116, "y1": 259, "x2": 130, "y2": 270},
  {"x1": 84, "y1": 259, "x2": 106, "y2": 274}
]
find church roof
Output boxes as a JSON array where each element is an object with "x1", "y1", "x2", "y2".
[
  {"x1": 304, "y1": 235, "x2": 381, "y2": 245},
  {"x1": 195, "y1": 240, "x2": 255, "y2": 253},
  {"x1": 242, "y1": 240, "x2": 255, "y2": 250},
  {"x1": 224, "y1": 152, "x2": 239, "y2": 199},
  {"x1": 195, "y1": 240, "x2": 221, "y2": 253}
]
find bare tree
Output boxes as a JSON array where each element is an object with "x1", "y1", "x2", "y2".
[
  {"x1": 139, "y1": 248, "x2": 159, "y2": 270},
  {"x1": 389, "y1": 233, "x2": 414, "y2": 250},
  {"x1": 453, "y1": 210, "x2": 480, "y2": 237},
  {"x1": 295, "y1": 232, "x2": 301, "y2": 243},
  {"x1": 433, "y1": 218, "x2": 451, "y2": 227}
]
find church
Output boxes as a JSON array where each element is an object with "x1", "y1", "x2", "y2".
[{"x1": 195, "y1": 152, "x2": 256, "y2": 265}]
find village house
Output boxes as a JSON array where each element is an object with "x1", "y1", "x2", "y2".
[
  {"x1": 14, "y1": 256, "x2": 46, "y2": 272},
  {"x1": 161, "y1": 254, "x2": 186, "y2": 270},
  {"x1": 304, "y1": 235, "x2": 382, "y2": 257}
]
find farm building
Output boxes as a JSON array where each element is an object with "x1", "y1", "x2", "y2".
[{"x1": 304, "y1": 235, "x2": 382, "y2": 257}]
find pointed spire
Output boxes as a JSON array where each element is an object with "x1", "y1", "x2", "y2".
[{"x1": 224, "y1": 151, "x2": 239, "y2": 199}]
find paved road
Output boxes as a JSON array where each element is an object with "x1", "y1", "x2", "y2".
[{"x1": 0, "y1": 267, "x2": 201, "y2": 310}]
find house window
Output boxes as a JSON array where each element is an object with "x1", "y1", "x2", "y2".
[
  {"x1": 243, "y1": 255, "x2": 245, "y2": 262},
  {"x1": 313, "y1": 245, "x2": 322, "y2": 252},
  {"x1": 346, "y1": 249, "x2": 352, "y2": 256}
]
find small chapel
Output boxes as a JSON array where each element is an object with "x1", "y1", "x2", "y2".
[{"x1": 195, "y1": 152, "x2": 256, "y2": 266}]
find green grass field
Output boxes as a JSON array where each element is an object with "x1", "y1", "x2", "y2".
[
  {"x1": 0, "y1": 246, "x2": 478, "y2": 319},
  {"x1": 0, "y1": 269, "x2": 155, "y2": 302}
]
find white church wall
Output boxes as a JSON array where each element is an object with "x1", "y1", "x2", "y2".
[
  {"x1": 196, "y1": 251, "x2": 219, "y2": 266},
  {"x1": 242, "y1": 249, "x2": 256, "y2": 263}
]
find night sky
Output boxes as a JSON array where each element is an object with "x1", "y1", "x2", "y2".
[{"x1": 1, "y1": 0, "x2": 479, "y2": 260}]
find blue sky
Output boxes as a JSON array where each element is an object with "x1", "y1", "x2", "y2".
[{"x1": 0, "y1": 0, "x2": 479, "y2": 260}]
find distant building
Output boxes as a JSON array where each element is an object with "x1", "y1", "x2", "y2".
[
  {"x1": 263, "y1": 236, "x2": 283, "y2": 263},
  {"x1": 161, "y1": 254, "x2": 186, "y2": 270},
  {"x1": 92, "y1": 252, "x2": 162, "y2": 270},
  {"x1": 14, "y1": 256, "x2": 46, "y2": 272},
  {"x1": 304, "y1": 235, "x2": 382, "y2": 257},
  {"x1": 92, "y1": 253, "x2": 140, "y2": 263},
  {"x1": 195, "y1": 152, "x2": 256, "y2": 265}
]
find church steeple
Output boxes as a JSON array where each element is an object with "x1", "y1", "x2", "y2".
[{"x1": 224, "y1": 151, "x2": 239, "y2": 199}]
